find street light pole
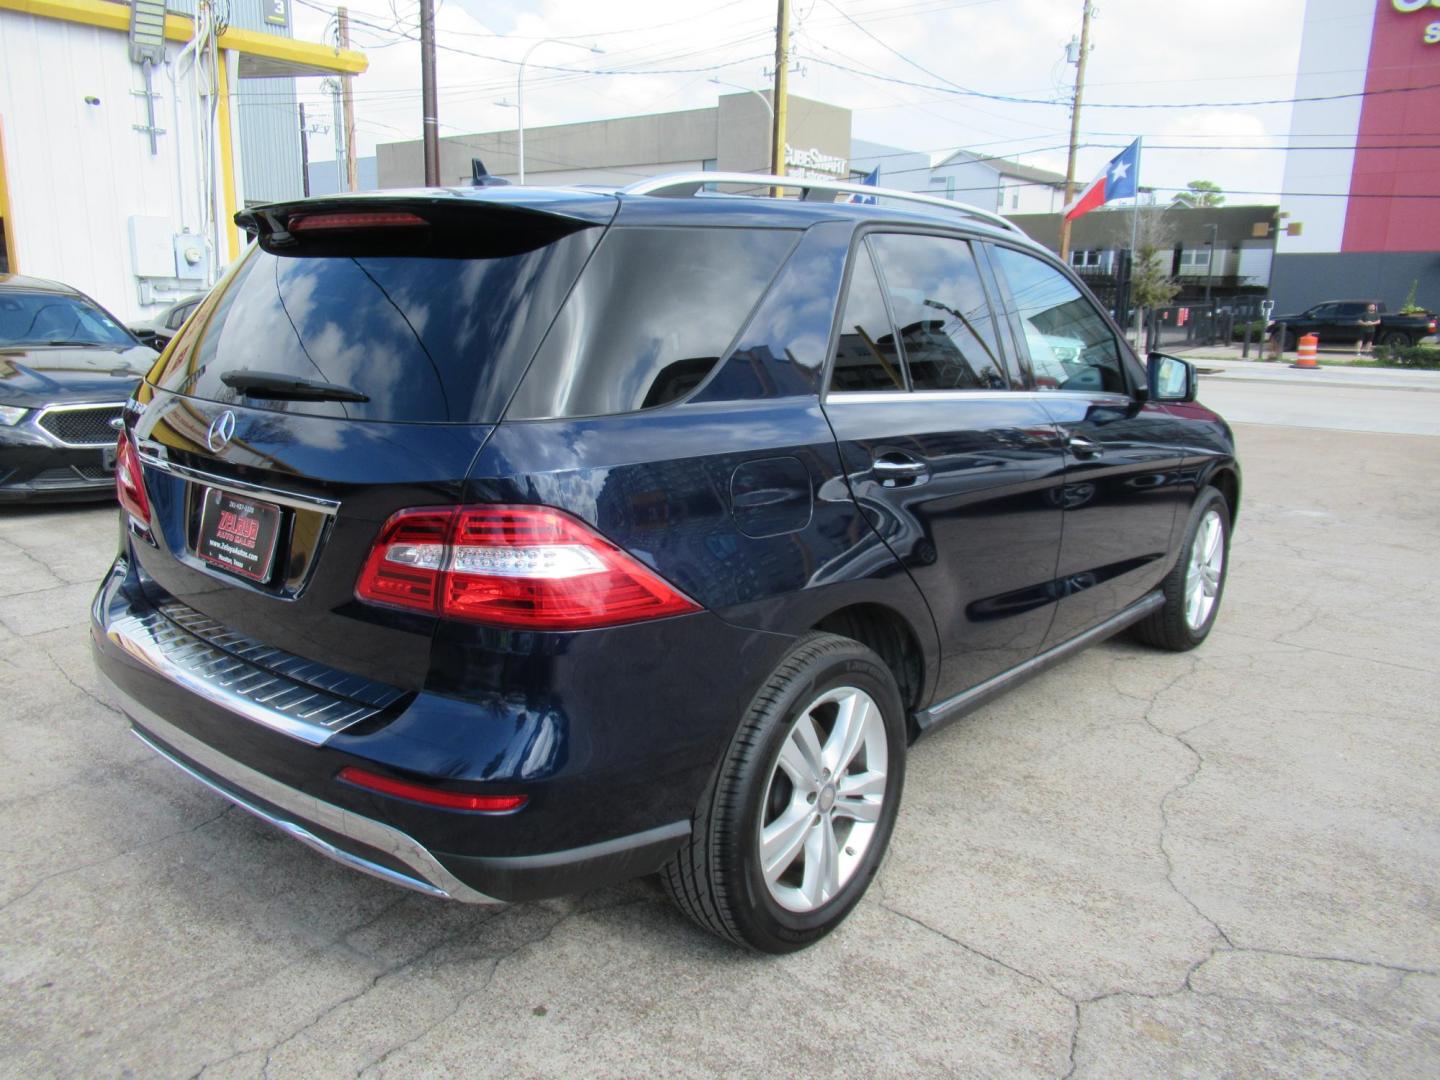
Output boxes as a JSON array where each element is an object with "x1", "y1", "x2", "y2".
[
  {"x1": 1203, "y1": 221, "x2": 1218, "y2": 306},
  {"x1": 517, "y1": 40, "x2": 602, "y2": 184}
]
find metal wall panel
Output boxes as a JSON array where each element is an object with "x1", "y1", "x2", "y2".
[{"x1": 169, "y1": 0, "x2": 304, "y2": 204}]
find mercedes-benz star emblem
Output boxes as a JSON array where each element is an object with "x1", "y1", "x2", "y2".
[{"x1": 206, "y1": 410, "x2": 237, "y2": 453}]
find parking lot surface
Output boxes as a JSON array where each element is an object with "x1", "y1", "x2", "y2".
[{"x1": 2, "y1": 421, "x2": 1437, "y2": 1078}]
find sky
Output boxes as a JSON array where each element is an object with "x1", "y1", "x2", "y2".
[{"x1": 283, "y1": 0, "x2": 1312, "y2": 205}]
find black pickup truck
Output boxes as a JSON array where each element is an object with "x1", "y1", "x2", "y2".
[{"x1": 1268, "y1": 300, "x2": 1436, "y2": 350}]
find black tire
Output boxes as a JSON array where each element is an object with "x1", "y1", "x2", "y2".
[
  {"x1": 661, "y1": 632, "x2": 907, "y2": 953},
  {"x1": 1380, "y1": 330, "x2": 1413, "y2": 349},
  {"x1": 1133, "y1": 487, "x2": 1232, "y2": 652}
]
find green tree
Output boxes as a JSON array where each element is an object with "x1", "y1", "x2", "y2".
[
  {"x1": 1171, "y1": 180, "x2": 1226, "y2": 209},
  {"x1": 1111, "y1": 205, "x2": 1180, "y2": 346}
]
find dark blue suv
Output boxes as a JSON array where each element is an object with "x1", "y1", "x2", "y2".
[{"x1": 90, "y1": 174, "x2": 1239, "y2": 953}]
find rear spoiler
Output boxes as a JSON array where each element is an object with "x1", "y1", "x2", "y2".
[{"x1": 235, "y1": 189, "x2": 619, "y2": 246}]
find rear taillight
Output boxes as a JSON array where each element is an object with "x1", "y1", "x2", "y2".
[
  {"x1": 356, "y1": 505, "x2": 701, "y2": 630},
  {"x1": 337, "y1": 766, "x2": 527, "y2": 812},
  {"x1": 115, "y1": 428, "x2": 150, "y2": 523}
]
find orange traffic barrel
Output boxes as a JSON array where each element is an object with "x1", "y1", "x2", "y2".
[{"x1": 1291, "y1": 333, "x2": 1320, "y2": 370}]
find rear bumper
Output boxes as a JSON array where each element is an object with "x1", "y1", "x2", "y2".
[
  {"x1": 91, "y1": 553, "x2": 784, "y2": 902},
  {"x1": 120, "y1": 689, "x2": 502, "y2": 903}
]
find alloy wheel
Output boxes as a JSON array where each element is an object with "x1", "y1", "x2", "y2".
[
  {"x1": 757, "y1": 686, "x2": 889, "y2": 913},
  {"x1": 1185, "y1": 509, "x2": 1225, "y2": 630}
]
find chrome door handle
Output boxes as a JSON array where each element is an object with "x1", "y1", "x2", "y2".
[
  {"x1": 1066, "y1": 434, "x2": 1103, "y2": 458},
  {"x1": 872, "y1": 456, "x2": 929, "y2": 483}
]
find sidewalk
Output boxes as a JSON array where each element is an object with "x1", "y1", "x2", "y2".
[{"x1": 1168, "y1": 345, "x2": 1440, "y2": 393}]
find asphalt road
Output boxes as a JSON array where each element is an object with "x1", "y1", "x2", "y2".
[
  {"x1": 1188, "y1": 354, "x2": 1440, "y2": 437},
  {"x1": 2, "y1": 416, "x2": 1437, "y2": 1077}
]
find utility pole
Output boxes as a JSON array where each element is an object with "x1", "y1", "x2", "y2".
[
  {"x1": 419, "y1": 0, "x2": 440, "y2": 186},
  {"x1": 299, "y1": 102, "x2": 311, "y2": 196},
  {"x1": 1058, "y1": 0, "x2": 1094, "y2": 263},
  {"x1": 770, "y1": 0, "x2": 790, "y2": 187},
  {"x1": 338, "y1": 7, "x2": 357, "y2": 192}
]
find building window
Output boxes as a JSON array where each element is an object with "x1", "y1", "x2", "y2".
[
  {"x1": 1177, "y1": 248, "x2": 1218, "y2": 275},
  {"x1": 1011, "y1": 187, "x2": 1020, "y2": 210},
  {"x1": 1070, "y1": 249, "x2": 1104, "y2": 270}
]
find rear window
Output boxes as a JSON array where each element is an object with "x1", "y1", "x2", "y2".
[
  {"x1": 505, "y1": 226, "x2": 799, "y2": 419},
  {"x1": 150, "y1": 222, "x2": 600, "y2": 423}
]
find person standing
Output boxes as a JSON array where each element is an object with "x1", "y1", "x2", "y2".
[{"x1": 1358, "y1": 302, "x2": 1381, "y2": 355}]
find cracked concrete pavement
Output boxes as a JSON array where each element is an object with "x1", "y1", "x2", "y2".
[{"x1": 1, "y1": 421, "x2": 1437, "y2": 1078}]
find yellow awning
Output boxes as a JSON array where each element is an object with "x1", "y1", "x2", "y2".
[{"x1": 0, "y1": 0, "x2": 368, "y2": 77}]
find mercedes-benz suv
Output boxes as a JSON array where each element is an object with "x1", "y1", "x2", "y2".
[{"x1": 91, "y1": 175, "x2": 1239, "y2": 953}]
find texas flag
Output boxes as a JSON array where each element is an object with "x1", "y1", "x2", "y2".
[{"x1": 1063, "y1": 139, "x2": 1140, "y2": 222}]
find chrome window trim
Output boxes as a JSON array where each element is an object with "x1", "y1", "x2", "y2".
[
  {"x1": 115, "y1": 695, "x2": 500, "y2": 905},
  {"x1": 137, "y1": 447, "x2": 341, "y2": 515},
  {"x1": 31, "y1": 400, "x2": 128, "y2": 448},
  {"x1": 825, "y1": 389, "x2": 1133, "y2": 407}
]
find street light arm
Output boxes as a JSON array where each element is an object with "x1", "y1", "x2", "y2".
[
  {"x1": 708, "y1": 78, "x2": 774, "y2": 122},
  {"x1": 517, "y1": 39, "x2": 603, "y2": 185}
]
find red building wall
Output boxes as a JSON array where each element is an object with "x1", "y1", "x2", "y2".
[{"x1": 1340, "y1": 2, "x2": 1440, "y2": 253}]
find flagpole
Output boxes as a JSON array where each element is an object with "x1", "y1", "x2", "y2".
[{"x1": 1130, "y1": 135, "x2": 1144, "y2": 352}]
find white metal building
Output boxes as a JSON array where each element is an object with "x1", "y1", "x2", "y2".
[{"x1": 0, "y1": 0, "x2": 365, "y2": 320}]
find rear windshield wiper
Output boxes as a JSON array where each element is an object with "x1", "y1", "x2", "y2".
[{"x1": 220, "y1": 370, "x2": 370, "y2": 403}]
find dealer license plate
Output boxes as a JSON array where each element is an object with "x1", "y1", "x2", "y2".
[{"x1": 197, "y1": 488, "x2": 282, "y2": 583}]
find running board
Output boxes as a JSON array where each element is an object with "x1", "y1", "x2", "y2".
[{"x1": 913, "y1": 591, "x2": 1165, "y2": 737}]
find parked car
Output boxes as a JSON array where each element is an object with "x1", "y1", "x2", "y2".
[
  {"x1": 0, "y1": 274, "x2": 157, "y2": 502},
  {"x1": 90, "y1": 176, "x2": 1240, "y2": 953},
  {"x1": 1267, "y1": 299, "x2": 1436, "y2": 350},
  {"x1": 128, "y1": 293, "x2": 205, "y2": 351}
]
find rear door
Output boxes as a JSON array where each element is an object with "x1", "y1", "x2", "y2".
[
  {"x1": 822, "y1": 231, "x2": 1067, "y2": 700},
  {"x1": 127, "y1": 196, "x2": 613, "y2": 689},
  {"x1": 986, "y1": 243, "x2": 1189, "y2": 647}
]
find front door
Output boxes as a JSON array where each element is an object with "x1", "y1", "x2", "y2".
[
  {"x1": 987, "y1": 243, "x2": 1190, "y2": 647},
  {"x1": 823, "y1": 232, "x2": 1067, "y2": 700}
]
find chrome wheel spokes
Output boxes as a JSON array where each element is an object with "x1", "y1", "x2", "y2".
[
  {"x1": 758, "y1": 686, "x2": 888, "y2": 913},
  {"x1": 1184, "y1": 509, "x2": 1225, "y2": 630}
]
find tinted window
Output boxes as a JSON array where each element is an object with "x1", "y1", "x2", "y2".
[
  {"x1": 869, "y1": 234, "x2": 1009, "y2": 391},
  {"x1": 828, "y1": 244, "x2": 904, "y2": 392},
  {"x1": 0, "y1": 291, "x2": 134, "y2": 348},
  {"x1": 151, "y1": 228, "x2": 598, "y2": 423},
  {"x1": 167, "y1": 302, "x2": 198, "y2": 330},
  {"x1": 990, "y1": 245, "x2": 1127, "y2": 395},
  {"x1": 507, "y1": 227, "x2": 798, "y2": 419}
]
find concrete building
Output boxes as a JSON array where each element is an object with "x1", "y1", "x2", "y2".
[
  {"x1": 1009, "y1": 204, "x2": 1280, "y2": 304},
  {"x1": 0, "y1": 0, "x2": 365, "y2": 319},
  {"x1": 376, "y1": 94, "x2": 1065, "y2": 218},
  {"x1": 309, "y1": 155, "x2": 379, "y2": 196},
  {"x1": 378, "y1": 93, "x2": 852, "y2": 190},
  {"x1": 1270, "y1": 0, "x2": 1440, "y2": 312}
]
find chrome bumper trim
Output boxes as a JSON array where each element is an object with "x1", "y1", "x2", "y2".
[
  {"x1": 135, "y1": 448, "x2": 341, "y2": 516},
  {"x1": 95, "y1": 582, "x2": 388, "y2": 747},
  {"x1": 112, "y1": 688, "x2": 501, "y2": 905}
]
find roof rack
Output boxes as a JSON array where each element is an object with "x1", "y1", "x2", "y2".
[{"x1": 618, "y1": 171, "x2": 1024, "y2": 236}]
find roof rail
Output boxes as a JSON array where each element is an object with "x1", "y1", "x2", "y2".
[{"x1": 618, "y1": 171, "x2": 1024, "y2": 236}]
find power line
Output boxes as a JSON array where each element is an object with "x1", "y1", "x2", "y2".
[{"x1": 805, "y1": 54, "x2": 1440, "y2": 109}]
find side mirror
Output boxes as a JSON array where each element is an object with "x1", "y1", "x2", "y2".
[{"x1": 1147, "y1": 353, "x2": 1197, "y2": 403}]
